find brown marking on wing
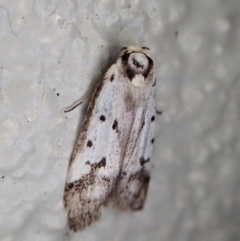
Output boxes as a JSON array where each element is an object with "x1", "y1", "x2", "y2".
[
  {"x1": 64, "y1": 156, "x2": 115, "y2": 231},
  {"x1": 114, "y1": 169, "x2": 150, "y2": 211}
]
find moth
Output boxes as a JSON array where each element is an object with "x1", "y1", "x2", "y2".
[{"x1": 64, "y1": 46, "x2": 156, "y2": 231}]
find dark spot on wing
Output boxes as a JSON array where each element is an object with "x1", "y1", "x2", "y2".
[
  {"x1": 86, "y1": 157, "x2": 107, "y2": 169},
  {"x1": 110, "y1": 74, "x2": 115, "y2": 82},
  {"x1": 87, "y1": 140, "x2": 93, "y2": 147},
  {"x1": 99, "y1": 115, "x2": 106, "y2": 122},
  {"x1": 140, "y1": 157, "x2": 150, "y2": 166},
  {"x1": 102, "y1": 176, "x2": 110, "y2": 182},
  {"x1": 97, "y1": 157, "x2": 106, "y2": 168},
  {"x1": 112, "y1": 119, "x2": 118, "y2": 131},
  {"x1": 141, "y1": 120, "x2": 145, "y2": 129},
  {"x1": 142, "y1": 46, "x2": 150, "y2": 50},
  {"x1": 151, "y1": 138, "x2": 155, "y2": 144},
  {"x1": 151, "y1": 116, "x2": 155, "y2": 122}
]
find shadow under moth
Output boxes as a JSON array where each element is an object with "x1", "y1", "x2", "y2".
[{"x1": 64, "y1": 46, "x2": 156, "y2": 231}]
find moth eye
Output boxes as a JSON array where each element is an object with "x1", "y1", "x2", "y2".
[{"x1": 133, "y1": 58, "x2": 144, "y2": 69}]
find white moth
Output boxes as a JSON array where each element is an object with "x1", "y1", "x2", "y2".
[{"x1": 64, "y1": 46, "x2": 156, "y2": 231}]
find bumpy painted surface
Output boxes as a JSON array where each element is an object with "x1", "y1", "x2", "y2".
[{"x1": 0, "y1": 0, "x2": 240, "y2": 241}]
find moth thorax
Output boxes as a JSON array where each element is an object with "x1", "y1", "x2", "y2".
[{"x1": 128, "y1": 53, "x2": 149, "y2": 87}]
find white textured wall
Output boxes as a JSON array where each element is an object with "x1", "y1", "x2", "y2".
[{"x1": 1, "y1": 0, "x2": 240, "y2": 240}]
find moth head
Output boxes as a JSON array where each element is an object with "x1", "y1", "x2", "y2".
[{"x1": 119, "y1": 46, "x2": 153, "y2": 87}]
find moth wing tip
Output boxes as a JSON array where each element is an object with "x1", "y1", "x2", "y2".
[{"x1": 68, "y1": 208, "x2": 101, "y2": 231}]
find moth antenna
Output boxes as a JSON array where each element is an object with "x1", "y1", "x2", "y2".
[{"x1": 64, "y1": 94, "x2": 90, "y2": 113}]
